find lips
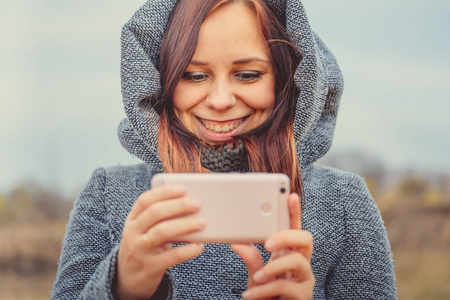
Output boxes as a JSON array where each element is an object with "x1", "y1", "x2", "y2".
[
  {"x1": 194, "y1": 116, "x2": 250, "y2": 143},
  {"x1": 199, "y1": 118, "x2": 245, "y2": 133}
]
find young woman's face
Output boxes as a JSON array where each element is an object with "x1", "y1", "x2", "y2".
[{"x1": 172, "y1": 3, "x2": 275, "y2": 144}]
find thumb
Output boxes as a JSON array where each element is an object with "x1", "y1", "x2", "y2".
[
  {"x1": 230, "y1": 244, "x2": 264, "y2": 287},
  {"x1": 289, "y1": 193, "x2": 301, "y2": 230}
]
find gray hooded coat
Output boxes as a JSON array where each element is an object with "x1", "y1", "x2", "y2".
[{"x1": 51, "y1": 0, "x2": 397, "y2": 299}]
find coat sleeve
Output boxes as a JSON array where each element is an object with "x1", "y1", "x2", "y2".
[
  {"x1": 325, "y1": 175, "x2": 397, "y2": 299},
  {"x1": 50, "y1": 168, "x2": 174, "y2": 299}
]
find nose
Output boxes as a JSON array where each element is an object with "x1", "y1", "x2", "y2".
[{"x1": 205, "y1": 80, "x2": 236, "y2": 111}]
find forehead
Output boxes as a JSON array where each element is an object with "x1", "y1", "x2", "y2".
[{"x1": 193, "y1": 2, "x2": 270, "y2": 62}]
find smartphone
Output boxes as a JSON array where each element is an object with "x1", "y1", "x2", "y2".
[{"x1": 151, "y1": 173, "x2": 290, "y2": 243}]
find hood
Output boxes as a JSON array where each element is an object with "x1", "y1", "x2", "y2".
[{"x1": 118, "y1": 0, "x2": 343, "y2": 168}]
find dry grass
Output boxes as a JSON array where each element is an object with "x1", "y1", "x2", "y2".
[
  {"x1": 2, "y1": 221, "x2": 450, "y2": 300},
  {"x1": 2, "y1": 248, "x2": 449, "y2": 300},
  {"x1": 394, "y1": 249, "x2": 450, "y2": 300},
  {"x1": 0, "y1": 272, "x2": 56, "y2": 300},
  {"x1": 0, "y1": 221, "x2": 65, "y2": 275},
  {"x1": 0, "y1": 220, "x2": 64, "y2": 300},
  {"x1": 1, "y1": 188, "x2": 449, "y2": 299}
]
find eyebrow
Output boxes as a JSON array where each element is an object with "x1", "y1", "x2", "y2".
[
  {"x1": 233, "y1": 58, "x2": 271, "y2": 65},
  {"x1": 189, "y1": 57, "x2": 271, "y2": 66}
]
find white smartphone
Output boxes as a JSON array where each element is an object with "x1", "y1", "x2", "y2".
[{"x1": 151, "y1": 173, "x2": 290, "y2": 243}]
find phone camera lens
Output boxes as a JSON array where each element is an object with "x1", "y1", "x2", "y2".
[{"x1": 280, "y1": 188, "x2": 286, "y2": 194}]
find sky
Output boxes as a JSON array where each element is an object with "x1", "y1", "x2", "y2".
[{"x1": 1, "y1": 0, "x2": 449, "y2": 197}]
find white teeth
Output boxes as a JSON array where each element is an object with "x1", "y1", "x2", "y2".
[{"x1": 201, "y1": 119, "x2": 243, "y2": 133}]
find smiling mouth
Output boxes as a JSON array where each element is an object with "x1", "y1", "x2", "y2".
[{"x1": 199, "y1": 117, "x2": 247, "y2": 133}]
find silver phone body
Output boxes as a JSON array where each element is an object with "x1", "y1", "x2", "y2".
[{"x1": 151, "y1": 173, "x2": 290, "y2": 243}]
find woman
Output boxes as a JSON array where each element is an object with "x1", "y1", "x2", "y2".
[{"x1": 52, "y1": 0, "x2": 397, "y2": 299}]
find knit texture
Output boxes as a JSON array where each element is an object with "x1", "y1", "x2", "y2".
[
  {"x1": 51, "y1": 0, "x2": 397, "y2": 299},
  {"x1": 117, "y1": 0, "x2": 342, "y2": 169},
  {"x1": 52, "y1": 164, "x2": 397, "y2": 299},
  {"x1": 200, "y1": 140, "x2": 248, "y2": 172}
]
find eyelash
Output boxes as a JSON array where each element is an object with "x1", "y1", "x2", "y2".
[
  {"x1": 182, "y1": 72, "x2": 207, "y2": 82},
  {"x1": 236, "y1": 72, "x2": 262, "y2": 82},
  {"x1": 182, "y1": 72, "x2": 262, "y2": 83}
]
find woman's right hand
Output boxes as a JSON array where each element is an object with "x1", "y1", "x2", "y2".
[{"x1": 114, "y1": 185, "x2": 206, "y2": 300}]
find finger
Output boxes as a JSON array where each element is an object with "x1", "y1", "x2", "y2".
[
  {"x1": 161, "y1": 243, "x2": 172, "y2": 251},
  {"x1": 135, "y1": 197, "x2": 201, "y2": 233},
  {"x1": 252, "y1": 252, "x2": 313, "y2": 284},
  {"x1": 242, "y1": 280, "x2": 314, "y2": 300},
  {"x1": 264, "y1": 230, "x2": 313, "y2": 260},
  {"x1": 128, "y1": 185, "x2": 186, "y2": 220},
  {"x1": 144, "y1": 216, "x2": 206, "y2": 248},
  {"x1": 154, "y1": 242, "x2": 205, "y2": 272},
  {"x1": 289, "y1": 193, "x2": 301, "y2": 230},
  {"x1": 230, "y1": 244, "x2": 264, "y2": 285}
]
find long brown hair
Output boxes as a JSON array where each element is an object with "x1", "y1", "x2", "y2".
[{"x1": 157, "y1": 0, "x2": 303, "y2": 204}]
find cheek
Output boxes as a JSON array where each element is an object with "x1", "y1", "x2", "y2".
[
  {"x1": 243, "y1": 81, "x2": 276, "y2": 112},
  {"x1": 172, "y1": 86, "x2": 197, "y2": 133},
  {"x1": 172, "y1": 85, "x2": 202, "y2": 116},
  {"x1": 172, "y1": 86, "x2": 186, "y2": 116}
]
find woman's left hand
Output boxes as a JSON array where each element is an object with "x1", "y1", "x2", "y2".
[{"x1": 231, "y1": 193, "x2": 315, "y2": 300}]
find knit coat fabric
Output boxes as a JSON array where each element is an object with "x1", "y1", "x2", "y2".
[{"x1": 51, "y1": 0, "x2": 397, "y2": 299}]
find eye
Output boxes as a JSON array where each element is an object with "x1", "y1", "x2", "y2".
[
  {"x1": 235, "y1": 72, "x2": 262, "y2": 82},
  {"x1": 182, "y1": 72, "x2": 209, "y2": 82}
]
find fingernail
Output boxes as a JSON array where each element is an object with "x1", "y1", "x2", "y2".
[
  {"x1": 265, "y1": 238, "x2": 275, "y2": 251},
  {"x1": 242, "y1": 290, "x2": 252, "y2": 299},
  {"x1": 191, "y1": 199, "x2": 201, "y2": 210},
  {"x1": 172, "y1": 185, "x2": 185, "y2": 195},
  {"x1": 197, "y1": 217, "x2": 206, "y2": 228},
  {"x1": 253, "y1": 270, "x2": 265, "y2": 282}
]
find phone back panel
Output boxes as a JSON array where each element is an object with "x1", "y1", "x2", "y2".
[{"x1": 151, "y1": 173, "x2": 290, "y2": 243}]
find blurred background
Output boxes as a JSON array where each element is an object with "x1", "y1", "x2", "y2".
[{"x1": 1, "y1": 0, "x2": 449, "y2": 299}]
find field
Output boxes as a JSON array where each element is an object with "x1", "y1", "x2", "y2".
[
  {"x1": 1, "y1": 176, "x2": 449, "y2": 299},
  {"x1": 0, "y1": 220, "x2": 65, "y2": 300}
]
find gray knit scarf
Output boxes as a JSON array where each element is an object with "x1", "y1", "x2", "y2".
[{"x1": 200, "y1": 140, "x2": 248, "y2": 172}]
